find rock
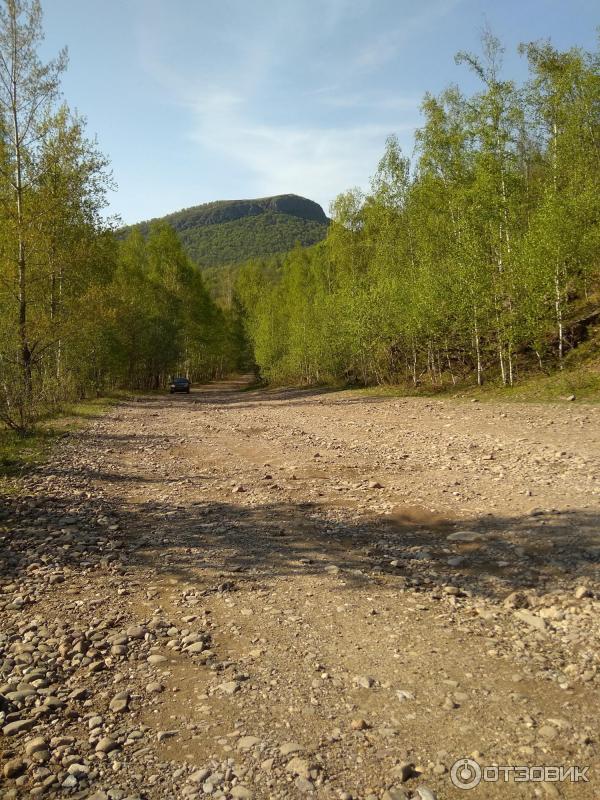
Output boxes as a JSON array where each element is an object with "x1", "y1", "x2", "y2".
[
  {"x1": 368, "y1": 481, "x2": 383, "y2": 489},
  {"x1": 230, "y1": 787, "x2": 253, "y2": 799},
  {"x1": 538, "y1": 725, "x2": 558, "y2": 740},
  {"x1": 127, "y1": 626, "x2": 146, "y2": 639},
  {"x1": 2, "y1": 718, "x2": 34, "y2": 736},
  {"x1": 515, "y1": 609, "x2": 547, "y2": 632},
  {"x1": 280, "y1": 741, "x2": 302, "y2": 755},
  {"x1": 109, "y1": 691, "x2": 130, "y2": 713},
  {"x1": 157, "y1": 729, "x2": 178, "y2": 742},
  {"x1": 217, "y1": 680, "x2": 239, "y2": 695},
  {"x1": 147, "y1": 654, "x2": 167, "y2": 665},
  {"x1": 295, "y1": 776, "x2": 315, "y2": 793},
  {"x1": 237, "y1": 735, "x2": 260, "y2": 751},
  {"x1": 189, "y1": 768, "x2": 211, "y2": 783},
  {"x1": 574, "y1": 586, "x2": 591, "y2": 599},
  {"x1": 503, "y1": 591, "x2": 530, "y2": 609},
  {"x1": 96, "y1": 736, "x2": 119, "y2": 754},
  {"x1": 390, "y1": 762, "x2": 414, "y2": 782},
  {"x1": 286, "y1": 757, "x2": 311, "y2": 778},
  {"x1": 146, "y1": 681, "x2": 164, "y2": 694},
  {"x1": 354, "y1": 675, "x2": 375, "y2": 689},
  {"x1": 67, "y1": 763, "x2": 89, "y2": 778},
  {"x1": 382, "y1": 791, "x2": 408, "y2": 800},
  {"x1": 3, "y1": 758, "x2": 26, "y2": 779},
  {"x1": 350, "y1": 718, "x2": 369, "y2": 730},
  {"x1": 24, "y1": 736, "x2": 47, "y2": 756},
  {"x1": 186, "y1": 642, "x2": 205, "y2": 654},
  {"x1": 446, "y1": 531, "x2": 484, "y2": 542},
  {"x1": 415, "y1": 789, "x2": 438, "y2": 800}
]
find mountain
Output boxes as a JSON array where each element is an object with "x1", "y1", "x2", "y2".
[{"x1": 131, "y1": 194, "x2": 330, "y2": 268}]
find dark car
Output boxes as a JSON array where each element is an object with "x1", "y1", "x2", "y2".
[{"x1": 169, "y1": 377, "x2": 191, "y2": 394}]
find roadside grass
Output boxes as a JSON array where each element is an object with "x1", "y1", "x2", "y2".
[
  {"x1": 338, "y1": 358, "x2": 600, "y2": 405},
  {"x1": 0, "y1": 394, "x2": 126, "y2": 480}
]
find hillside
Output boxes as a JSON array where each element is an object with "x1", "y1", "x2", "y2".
[{"x1": 131, "y1": 194, "x2": 330, "y2": 267}]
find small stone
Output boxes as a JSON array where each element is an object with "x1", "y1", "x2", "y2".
[
  {"x1": 415, "y1": 789, "x2": 437, "y2": 800},
  {"x1": 280, "y1": 741, "x2": 303, "y2": 755},
  {"x1": 540, "y1": 781, "x2": 561, "y2": 798},
  {"x1": 67, "y1": 763, "x2": 89, "y2": 778},
  {"x1": 515, "y1": 609, "x2": 547, "y2": 632},
  {"x1": 446, "y1": 531, "x2": 483, "y2": 542},
  {"x1": 109, "y1": 691, "x2": 130, "y2": 713},
  {"x1": 189, "y1": 768, "x2": 210, "y2": 784},
  {"x1": 127, "y1": 626, "x2": 146, "y2": 639},
  {"x1": 96, "y1": 737, "x2": 119, "y2": 754},
  {"x1": 390, "y1": 762, "x2": 414, "y2": 783},
  {"x1": 574, "y1": 586, "x2": 591, "y2": 600},
  {"x1": 147, "y1": 654, "x2": 167, "y2": 665},
  {"x1": 2, "y1": 719, "x2": 35, "y2": 736},
  {"x1": 503, "y1": 591, "x2": 529, "y2": 609},
  {"x1": 237, "y1": 735, "x2": 261, "y2": 750},
  {"x1": 230, "y1": 787, "x2": 253, "y2": 799},
  {"x1": 354, "y1": 675, "x2": 375, "y2": 689},
  {"x1": 157, "y1": 729, "x2": 178, "y2": 742},
  {"x1": 217, "y1": 681, "x2": 239, "y2": 695},
  {"x1": 538, "y1": 725, "x2": 558, "y2": 740},
  {"x1": 3, "y1": 758, "x2": 26, "y2": 779},
  {"x1": 350, "y1": 718, "x2": 369, "y2": 731},
  {"x1": 382, "y1": 791, "x2": 408, "y2": 800},
  {"x1": 25, "y1": 736, "x2": 47, "y2": 757},
  {"x1": 146, "y1": 681, "x2": 164, "y2": 694},
  {"x1": 368, "y1": 481, "x2": 383, "y2": 489},
  {"x1": 286, "y1": 757, "x2": 311, "y2": 778},
  {"x1": 295, "y1": 776, "x2": 314, "y2": 793}
]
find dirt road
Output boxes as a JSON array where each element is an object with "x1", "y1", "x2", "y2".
[{"x1": 1, "y1": 379, "x2": 599, "y2": 799}]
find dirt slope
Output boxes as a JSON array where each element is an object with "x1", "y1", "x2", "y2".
[{"x1": 1, "y1": 379, "x2": 599, "y2": 800}]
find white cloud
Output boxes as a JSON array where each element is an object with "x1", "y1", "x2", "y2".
[
  {"x1": 187, "y1": 100, "x2": 416, "y2": 212},
  {"x1": 134, "y1": 0, "x2": 424, "y2": 211}
]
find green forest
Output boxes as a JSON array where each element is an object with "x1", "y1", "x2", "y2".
[
  {"x1": 129, "y1": 194, "x2": 330, "y2": 268},
  {"x1": 235, "y1": 35, "x2": 600, "y2": 388},
  {"x1": 0, "y1": 1, "x2": 238, "y2": 432},
  {"x1": 0, "y1": 0, "x2": 598, "y2": 434}
]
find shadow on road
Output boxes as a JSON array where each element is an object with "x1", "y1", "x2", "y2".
[{"x1": 2, "y1": 483, "x2": 598, "y2": 605}]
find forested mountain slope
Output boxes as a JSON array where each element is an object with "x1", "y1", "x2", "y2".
[{"x1": 129, "y1": 194, "x2": 330, "y2": 268}]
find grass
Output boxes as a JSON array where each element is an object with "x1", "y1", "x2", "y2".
[
  {"x1": 0, "y1": 394, "x2": 125, "y2": 480},
  {"x1": 340, "y1": 355, "x2": 600, "y2": 405}
]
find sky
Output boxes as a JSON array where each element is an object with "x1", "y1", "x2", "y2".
[{"x1": 40, "y1": 0, "x2": 598, "y2": 225}]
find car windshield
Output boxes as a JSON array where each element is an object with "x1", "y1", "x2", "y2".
[{"x1": 173, "y1": 378, "x2": 188, "y2": 383}]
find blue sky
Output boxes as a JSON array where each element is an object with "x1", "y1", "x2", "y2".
[{"x1": 40, "y1": 0, "x2": 597, "y2": 224}]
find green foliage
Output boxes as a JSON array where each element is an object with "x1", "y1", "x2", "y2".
[
  {"x1": 0, "y1": 1, "x2": 236, "y2": 432},
  {"x1": 236, "y1": 37, "x2": 600, "y2": 390},
  {"x1": 127, "y1": 194, "x2": 329, "y2": 268}
]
